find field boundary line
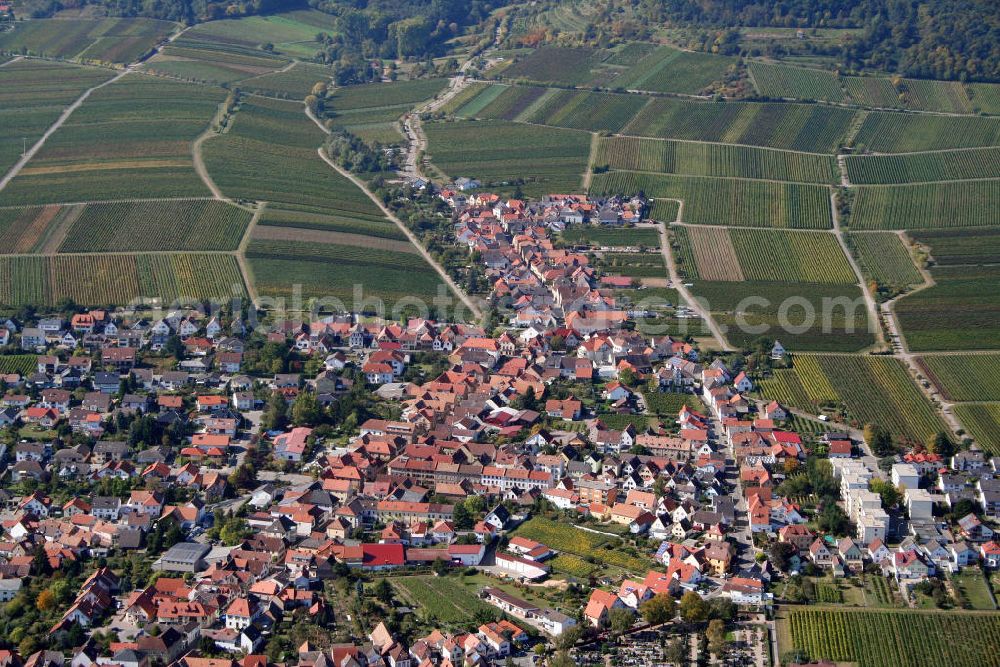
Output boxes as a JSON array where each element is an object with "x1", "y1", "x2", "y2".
[
  {"x1": 236, "y1": 203, "x2": 264, "y2": 306},
  {"x1": 656, "y1": 207, "x2": 733, "y2": 351},
  {"x1": 603, "y1": 166, "x2": 835, "y2": 187},
  {"x1": 38, "y1": 203, "x2": 85, "y2": 255},
  {"x1": 670, "y1": 220, "x2": 832, "y2": 233},
  {"x1": 0, "y1": 67, "x2": 128, "y2": 193},
  {"x1": 606, "y1": 131, "x2": 841, "y2": 157},
  {"x1": 582, "y1": 132, "x2": 598, "y2": 190},
  {"x1": 306, "y1": 105, "x2": 484, "y2": 322},
  {"x1": 830, "y1": 187, "x2": 886, "y2": 353},
  {"x1": 0, "y1": 197, "x2": 217, "y2": 210}
]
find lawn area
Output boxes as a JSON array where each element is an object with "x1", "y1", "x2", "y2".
[
  {"x1": 953, "y1": 569, "x2": 997, "y2": 610},
  {"x1": 391, "y1": 574, "x2": 497, "y2": 628}
]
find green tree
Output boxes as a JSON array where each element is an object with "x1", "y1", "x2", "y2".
[
  {"x1": 706, "y1": 618, "x2": 727, "y2": 656},
  {"x1": 927, "y1": 431, "x2": 955, "y2": 458},
  {"x1": 768, "y1": 542, "x2": 797, "y2": 572},
  {"x1": 262, "y1": 390, "x2": 288, "y2": 431},
  {"x1": 292, "y1": 391, "x2": 322, "y2": 426},
  {"x1": 869, "y1": 478, "x2": 902, "y2": 508},
  {"x1": 608, "y1": 607, "x2": 634, "y2": 635},
  {"x1": 640, "y1": 593, "x2": 676, "y2": 625},
  {"x1": 864, "y1": 423, "x2": 895, "y2": 457},
  {"x1": 36, "y1": 589, "x2": 56, "y2": 612},
  {"x1": 452, "y1": 502, "x2": 473, "y2": 529},
  {"x1": 678, "y1": 591, "x2": 708, "y2": 623},
  {"x1": 374, "y1": 578, "x2": 393, "y2": 604}
]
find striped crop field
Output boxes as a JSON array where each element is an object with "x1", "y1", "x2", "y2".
[
  {"x1": 58, "y1": 200, "x2": 253, "y2": 252},
  {"x1": 240, "y1": 62, "x2": 334, "y2": 98},
  {"x1": 591, "y1": 172, "x2": 832, "y2": 229},
  {"x1": 955, "y1": 404, "x2": 1000, "y2": 455},
  {"x1": 518, "y1": 88, "x2": 648, "y2": 133},
  {"x1": 917, "y1": 354, "x2": 1000, "y2": 402},
  {"x1": 0, "y1": 205, "x2": 84, "y2": 254},
  {"x1": 675, "y1": 227, "x2": 853, "y2": 283},
  {"x1": 850, "y1": 181, "x2": 1000, "y2": 229},
  {"x1": 595, "y1": 136, "x2": 837, "y2": 184},
  {"x1": 968, "y1": 83, "x2": 1000, "y2": 114},
  {"x1": 0, "y1": 355, "x2": 38, "y2": 376},
  {"x1": 910, "y1": 227, "x2": 1000, "y2": 266},
  {"x1": 0, "y1": 60, "x2": 114, "y2": 178},
  {"x1": 203, "y1": 97, "x2": 382, "y2": 217},
  {"x1": 0, "y1": 17, "x2": 176, "y2": 63},
  {"x1": 749, "y1": 62, "x2": 846, "y2": 102},
  {"x1": 780, "y1": 607, "x2": 1000, "y2": 667},
  {"x1": 849, "y1": 233, "x2": 922, "y2": 290},
  {"x1": 757, "y1": 355, "x2": 947, "y2": 443},
  {"x1": 845, "y1": 147, "x2": 1000, "y2": 184},
  {"x1": 424, "y1": 119, "x2": 591, "y2": 197},
  {"x1": 0, "y1": 254, "x2": 245, "y2": 307},
  {"x1": 2, "y1": 74, "x2": 225, "y2": 206},
  {"x1": 842, "y1": 76, "x2": 901, "y2": 107},
  {"x1": 624, "y1": 97, "x2": 856, "y2": 153},
  {"x1": 898, "y1": 78, "x2": 973, "y2": 114},
  {"x1": 852, "y1": 112, "x2": 1000, "y2": 152},
  {"x1": 614, "y1": 46, "x2": 735, "y2": 94}
]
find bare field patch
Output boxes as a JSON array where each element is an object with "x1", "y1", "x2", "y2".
[
  {"x1": 687, "y1": 226, "x2": 744, "y2": 281},
  {"x1": 252, "y1": 225, "x2": 418, "y2": 254}
]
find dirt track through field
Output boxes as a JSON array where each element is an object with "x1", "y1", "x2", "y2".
[{"x1": 252, "y1": 225, "x2": 419, "y2": 254}]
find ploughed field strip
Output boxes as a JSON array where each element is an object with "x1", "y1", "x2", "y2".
[
  {"x1": 1, "y1": 74, "x2": 226, "y2": 205},
  {"x1": 0, "y1": 17, "x2": 176, "y2": 63},
  {"x1": 0, "y1": 60, "x2": 115, "y2": 177}
]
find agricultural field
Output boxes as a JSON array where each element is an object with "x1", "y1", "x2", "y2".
[
  {"x1": 910, "y1": 227, "x2": 1000, "y2": 266},
  {"x1": 203, "y1": 97, "x2": 382, "y2": 217},
  {"x1": 2, "y1": 74, "x2": 224, "y2": 205},
  {"x1": 175, "y1": 10, "x2": 336, "y2": 59},
  {"x1": 643, "y1": 391, "x2": 705, "y2": 416},
  {"x1": 511, "y1": 516, "x2": 652, "y2": 574},
  {"x1": 968, "y1": 83, "x2": 1000, "y2": 114},
  {"x1": 423, "y1": 119, "x2": 591, "y2": 197},
  {"x1": 516, "y1": 88, "x2": 648, "y2": 133},
  {"x1": 842, "y1": 75, "x2": 901, "y2": 107},
  {"x1": 613, "y1": 46, "x2": 736, "y2": 95},
  {"x1": 245, "y1": 239, "x2": 445, "y2": 307},
  {"x1": 757, "y1": 355, "x2": 947, "y2": 443},
  {"x1": 0, "y1": 254, "x2": 245, "y2": 307},
  {"x1": 594, "y1": 136, "x2": 838, "y2": 184},
  {"x1": 954, "y1": 404, "x2": 1000, "y2": 456},
  {"x1": 749, "y1": 62, "x2": 846, "y2": 102},
  {"x1": 560, "y1": 225, "x2": 660, "y2": 247},
  {"x1": 952, "y1": 569, "x2": 997, "y2": 610},
  {"x1": 0, "y1": 355, "x2": 37, "y2": 375},
  {"x1": 918, "y1": 354, "x2": 1000, "y2": 402},
  {"x1": 0, "y1": 17, "x2": 176, "y2": 63},
  {"x1": 694, "y1": 281, "x2": 874, "y2": 352},
  {"x1": 239, "y1": 62, "x2": 333, "y2": 98},
  {"x1": 0, "y1": 204, "x2": 84, "y2": 254},
  {"x1": 779, "y1": 607, "x2": 1000, "y2": 667},
  {"x1": 0, "y1": 60, "x2": 114, "y2": 177},
  {"x1": 898, "y1": 78, "x2": 973, "y2": 114},
  {"x1": 324, "y1": 78, "x2": 448, "y2": 142},
  {"x1": 852, "y1": 112, "x2": 1000, "y2": 153},
  {"x1": 597, "y1": 252, "x2": 666, "y2": 278},
  {"x1": 674, "y1": 226, "x2": 855, "y2": 283},
  {"x1": 848, "y1": 232, "x2": 923, "y2": 291},
  {"x1": 258, "y1": 208, "x2": 404, "y2": 241},
  {"x1": 392, "y1": 575, "x2": 497, "y2": 626},
  {"x1": 440, "y1": 82, "x2": 492, "y2": 115},
  {"x1": 591, "y1": 172, "x2": 832, "y2": 229},
  {"x1": 624, "y1": 97, "x2": 856, "y2": 153},
  {"x1": 845, "y1": 147, "x2": 1000, "y2": 185},
  {"x1": 895, "y1": 265, "x2": 1000, "y2": 351},
  {"x1": 549, "y1": 553, "x2": 598, "y2": 578},
  {"x1": 498, "y1": 46, "x2": 605, "y2": 86},
  {"x1": 850, "y1": 181, "x2": 1000, "y2": 230},
  {"x1": 142, "y1": 36, "x2": 288, "y2": 84},
  {"x1": 57, "y1": 200, "x2": 253, "y2": 252}
]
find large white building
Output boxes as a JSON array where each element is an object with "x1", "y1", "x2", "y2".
[{"x1": 831, "y1": 459, "x2": 889, "y2": 544}]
